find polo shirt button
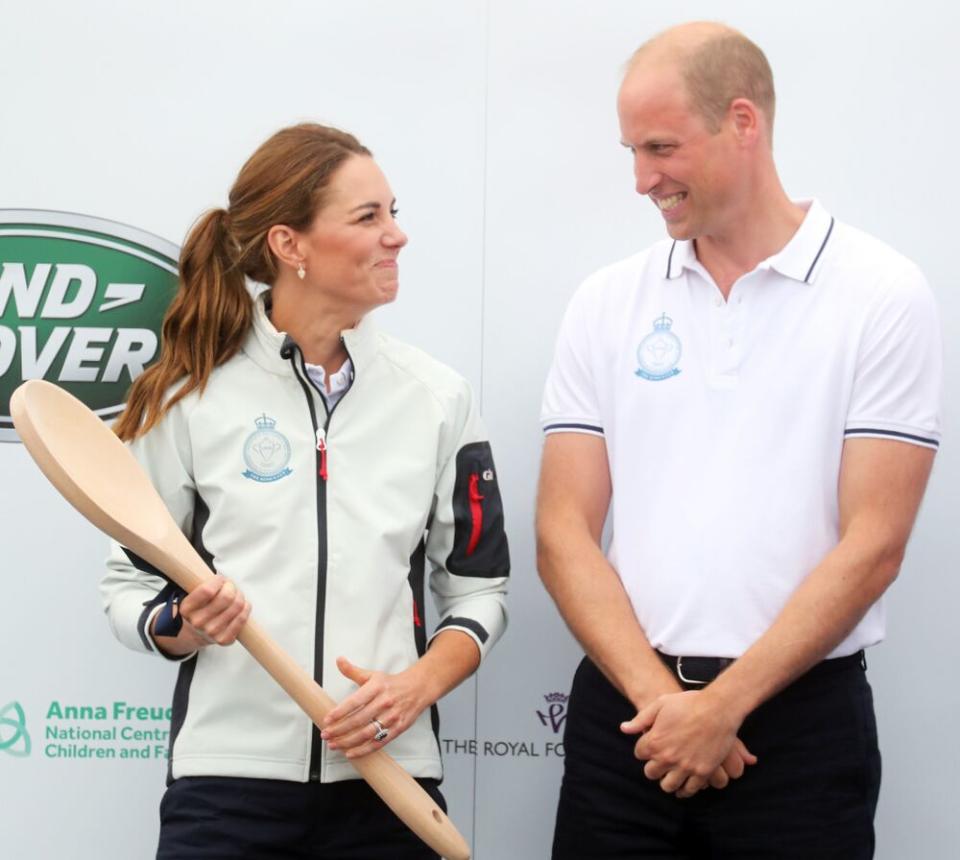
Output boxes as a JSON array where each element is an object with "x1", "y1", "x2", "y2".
[
  {"x1": 728, "y1": 338, "x2": 734, "y2": 347},
  {"x1": 715, "y1": 297, "x2": 722, "y2": 307}
]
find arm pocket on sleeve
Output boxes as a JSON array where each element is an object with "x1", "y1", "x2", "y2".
[{"x1": 445, "y1": 442, "x2": 510, "y2": 578}]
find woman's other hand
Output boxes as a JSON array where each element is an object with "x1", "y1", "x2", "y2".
[
  {"x1": 320, "y1": 657, "x2": 430, "y2": 759},
  {"x1": 322, "y1": 630, "x2": 481, "y2": 759}
]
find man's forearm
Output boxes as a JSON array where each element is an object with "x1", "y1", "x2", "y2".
[
  {"x1": 706, "y1": 438, "x2": 934, "y2": 722},
  {"x1": 705, "y1": 526, "x2": 902, "y2": 721},
  {"x1": 537, "y1": 530, "x2": 680, "y2": 708}
]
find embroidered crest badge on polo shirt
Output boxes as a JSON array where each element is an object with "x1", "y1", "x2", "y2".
[
  {"x1": 242, "y1": 413, "x2": 293, "y2": 482},
  {"x1": 635, "y1": 313, "x2": 682, "y2": 381}
]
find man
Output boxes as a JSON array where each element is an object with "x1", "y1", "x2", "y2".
[{"x1": 537, "y1": 21, "x2": 941, "y2": 859}]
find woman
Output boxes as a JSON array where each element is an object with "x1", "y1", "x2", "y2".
[{"x1": 101, "y1": 123, "x2": 510, "y2": 859}]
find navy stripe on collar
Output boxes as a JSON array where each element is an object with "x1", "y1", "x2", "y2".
[
  {"x1": 664, "y1": 210, "x2": 835, "y2": 284},
  {"x1": 804, "y1": 216, "x2": 835, "y2": 283}
]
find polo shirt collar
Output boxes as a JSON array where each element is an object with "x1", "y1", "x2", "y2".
[
  {"x1": 766, "y1": 199, "x2": 835, "y2": 283},
  {"x1": 664, "y1": 199, "x2": 836, "y2": 285},
  {"x1": 664, "y1": 234, "x2": 697, "y2": 281}
]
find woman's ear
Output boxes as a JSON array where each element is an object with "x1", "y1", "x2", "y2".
[{"x1": 267, "y1": 224, "x2": 304, "y2": 271}]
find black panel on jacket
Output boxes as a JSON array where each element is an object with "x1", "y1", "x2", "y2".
[
  {"x1": 166, "y1": 492, "x2": 214, "y2": 784},
  {"x1": 445, "y1": 441, "x2": 510, "y2": 578},
  {"x1": 408, "y1": 540, "x2": 428, "y2": 657},
  {"x1": 166, "y1": 655, "x2": 197, "y2": 785},
  {"x1": 408, "y1": 540, "x2": 442, "y2": 751}
]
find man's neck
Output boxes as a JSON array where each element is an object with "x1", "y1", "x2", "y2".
[{"x1": 695, "y1": 183, "x2": 806, "y2": 298}]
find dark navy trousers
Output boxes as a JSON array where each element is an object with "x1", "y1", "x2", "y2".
[
  {"x1": 157, "y1": 775, "x2": 445, "y2": 859},
  {"x1": 553, "y1": 655, "x2": 881, "y2": 859}
]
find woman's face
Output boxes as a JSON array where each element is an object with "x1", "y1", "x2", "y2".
[{"x1": 297, "y1": 154, "x2": 407, "y2": 316}]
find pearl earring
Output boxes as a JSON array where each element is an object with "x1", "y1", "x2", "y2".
[{"x1": 297, "y1": 263, "x2": 306, "y2": 280}]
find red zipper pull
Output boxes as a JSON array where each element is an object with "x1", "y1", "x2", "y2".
[{"x1": 316, "y1": 428, "x2": 328, "y2": 481}]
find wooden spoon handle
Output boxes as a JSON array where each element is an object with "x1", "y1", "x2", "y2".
[{"x1": 10, "y1": 380, "x2": 470, "y2": 860}]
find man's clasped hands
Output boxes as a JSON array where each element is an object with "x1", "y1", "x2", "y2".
[{"x1": 621, "y1": 686, "x2": 757, "y2": 799}]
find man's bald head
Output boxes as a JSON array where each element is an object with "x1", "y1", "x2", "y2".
[{"x1": 626, "y1": 22, "x2": 776, "y2": 138}]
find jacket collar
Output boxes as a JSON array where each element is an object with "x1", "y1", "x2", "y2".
[{"x1": 242, "y1": 287, "x2": 381, "y2": 375}]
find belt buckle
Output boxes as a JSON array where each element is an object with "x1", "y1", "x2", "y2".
[{"x1": 675, "y1": 656, "x2": 709, "y2": 686}]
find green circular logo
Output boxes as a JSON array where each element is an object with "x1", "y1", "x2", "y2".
[
  {"x1": 0, "y1": 701, "x2": 31, "y2": 757},
  {"x1": 0, "y1": 210, "x2": 179, "y2": 441}
]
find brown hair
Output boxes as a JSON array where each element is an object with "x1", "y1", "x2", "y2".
[{"x1": 115, "y1": 123, "x2": 371, "y2": 441}]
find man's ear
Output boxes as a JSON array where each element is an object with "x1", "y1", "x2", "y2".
[{"x1": 728, "y1": 97, "x2": 762, "y2": 147}]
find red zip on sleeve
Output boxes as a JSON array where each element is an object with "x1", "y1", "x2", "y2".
[{"x1": 466, "y1": 473, "x2": 484, "y2": 556}]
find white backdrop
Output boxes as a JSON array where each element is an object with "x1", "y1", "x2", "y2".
[{"x1": 2, "y1": 2, "x2": 958, "y2": 858}]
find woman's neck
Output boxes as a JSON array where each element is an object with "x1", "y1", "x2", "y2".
[{"x1": 269, "y1": 279, "x2": 357, "y2": 369}]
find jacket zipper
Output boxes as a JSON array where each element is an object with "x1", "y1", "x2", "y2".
[{"x1": 284, "y1": 337, "x2": 354, "y2": 782}]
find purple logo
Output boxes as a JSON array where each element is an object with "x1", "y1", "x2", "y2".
[{"x1": 537, "y1": 692, "x2": 568, "y2": 735}]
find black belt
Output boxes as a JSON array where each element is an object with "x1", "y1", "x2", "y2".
[{"x1": 657, "y1": 650, "x2": 866, "y2": 686}]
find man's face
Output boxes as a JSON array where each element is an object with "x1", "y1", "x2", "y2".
[{"x1": 617, "y1": 63, "x2": 740, "y2": 241}]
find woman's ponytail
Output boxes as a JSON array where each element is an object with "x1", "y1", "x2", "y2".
[{"x1": 114, "y1": 208, "x2": 252, "y2": 440}]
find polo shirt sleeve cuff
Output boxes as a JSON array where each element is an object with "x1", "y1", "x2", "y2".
[
  {"x1": 541, "y1": 417, "x2": 604, "y2": 437},
  {"x1": 843, "y1": 419, "x2": 940, "y2": 450}
]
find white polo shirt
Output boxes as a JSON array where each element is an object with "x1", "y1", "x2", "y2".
[{"x1": 541, "y1": 200, "x2": 942, "y2": 658}]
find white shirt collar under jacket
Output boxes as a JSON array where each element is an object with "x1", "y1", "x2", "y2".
[{"x1": 305, "y1": 359, "x2": 353, "y2": 410}]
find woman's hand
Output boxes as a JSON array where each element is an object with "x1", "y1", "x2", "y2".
[
  {"x1": 151, "y1": 577, "x2": 251, "y2": 657},
  {"x1": 321, "y1": 630, "x2": 481, "y2": 759},
  {"x1": 320, "y1": 657, "x2": 431, "y2": 759}
]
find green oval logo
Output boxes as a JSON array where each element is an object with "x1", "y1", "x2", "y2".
[{"x1": 0, "y1": 210, "x2": 178, "y2": 442}]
